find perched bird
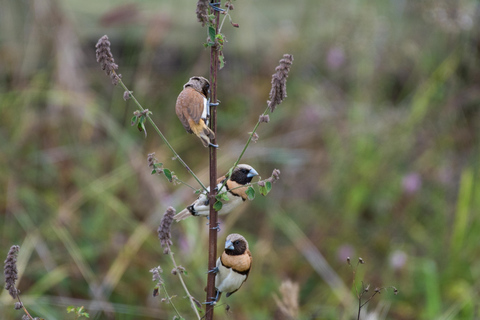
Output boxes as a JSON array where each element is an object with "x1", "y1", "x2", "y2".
[
  {"x1": 209, "y1": 233, "x2": 252, "y2": 303},
  {"x1": 173, "y1": 164, "x2": 259, "y2": 221},
  {"x1": 175, "y1": 76, "x2": 217, "y2": 148}
]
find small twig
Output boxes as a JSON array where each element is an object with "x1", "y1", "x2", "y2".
[
  {"x1": 218, "y1": 7, "x2": 230, "y2": 33},
  {"x1": 16, "y1": 296, "x2": 34, "y2": 320},
  {"x1": 167, "y1": 246, "x2": 202, "y2": 320},
  {"x1": 159, "y1": 283, "x2": 183, "y2": 318}
]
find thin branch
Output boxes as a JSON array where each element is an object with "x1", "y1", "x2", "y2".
[
  {"x1": 167, "y1": 247, "x2": 202, "y2": 320},
  {"x1": 159, "y1": 283, "x2": 183, "y2": 318}
]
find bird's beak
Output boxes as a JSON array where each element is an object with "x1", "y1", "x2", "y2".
[
  {"x1": 247, "y1": 168, "x2": 259, "y2": 178},
  {"x1": 225, "y1": 240, "x2": 234, "y2": 250}
]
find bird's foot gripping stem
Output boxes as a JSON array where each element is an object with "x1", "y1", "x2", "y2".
[
  {"x1": 208, "y1": 2, "x2": 225, "y2": 12},
  {"x1": 208, "y1": 267, "x2": 219, "y2": 274},
  {"x1": 203, "y1": 291, "x2": 221, "y2": 305}
]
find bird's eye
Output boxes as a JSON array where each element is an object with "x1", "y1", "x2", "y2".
[{"x1": 234, "y1": 241, "x2": 239, "y2": 245}]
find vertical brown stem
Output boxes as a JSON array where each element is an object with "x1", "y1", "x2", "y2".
[{"x1": 205, "y1": 1, "x2": 220, "y2": 319}]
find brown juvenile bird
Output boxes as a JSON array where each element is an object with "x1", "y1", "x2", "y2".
[
  {"x1": 175, "y1": 76, "x2": 217, "y2": 148},
  {"x1": 208, "y1": 233, "x2": 252, "y2": 304},
  {"x1": 173, "y1": 164, "x2": 259, "y2": 221}
]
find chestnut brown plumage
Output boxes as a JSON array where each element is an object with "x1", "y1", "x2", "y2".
[{"x1": 175, "y1": 76, "x2": 217, "y2": 148}]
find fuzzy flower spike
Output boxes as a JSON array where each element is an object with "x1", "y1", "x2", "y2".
[{"x1": 95, "y1": 35, "x2": 122, "y2": 85}]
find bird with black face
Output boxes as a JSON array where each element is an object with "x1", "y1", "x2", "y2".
[
  {"x1": 208, "y1": 233, "x2": 252, "y2": 303},
  {"x1": 175, "y1": 76, "x2": 217, "y2": 148},
  {"x1": 173, "y1": 164, "x2": 259, "y2": 221}
]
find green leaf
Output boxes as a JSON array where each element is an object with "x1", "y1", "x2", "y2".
[
  {"x1": 246, "y1": 186, "x2": 255, "y2": 200},
  {"x1": 130, "y1": 115, "x2": 137, "y2": 126},
  {"x1": 67, "y1": 306, "x2": 75, "y2": 313},
  {"x1": 216, "y1": 192, "x2": 230, "y2": 202},
  {"x1": 266, "y1": 181, "x2": 272, "y2": 193},
  {"x1": 213, "y1": 200, "x2": 223, "y2": 211},
  {"x1": 215, "y1": 33, "x2": 224, "y2": 44},
  {"x1": 151, "y1": 169, "x2": 157, "y2": 175},
  {"x1": 260, "y1": 181, "x2": 272, "y2": 196},
  {"x1": 164, "y1": 169, "x2": 173, "y2": 182},
  {"x1": 183, "y1": 270, "x2": 188, "y2": 275},
  {"x1": 208, "y1": 26, "x2": 216, "y2": 42},
  {"x1": 219, "y1": 54, "x2": 225, "y2": 70}
]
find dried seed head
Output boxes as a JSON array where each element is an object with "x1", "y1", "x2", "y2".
[
  {"x1": 4, "y1": 245, "x2": 20, "y2": 299},
  {"x1": 157, "y1": 207, "x2": 175, "y2": 253},
  {"x1": 171, "y1": 266, "x2": 186, "y2": 276},
  {"x1": 225, "y1": 1, "x2": 234, "y2": 10},
  {"x1": 14, "y1": 302, "x2": 23, "y2": 310},
  {"x1": 95, "y1": 35, "x2": 122, "y2": 85},
  {"x1": 196, "y1": 0, "x2": 209, "y2": 26},
  {"x1": 266, "y1": 168, "x2": 281, "y2": 184},
  {"x1": 358, "y1": 257, "x2": 365, "y2": 264},
  {"x1": 268, "y1": 54, "x2": 294, "y2": 113},
  {"x1": 150, "y1": 266, "x2": 163, "y2": 283},
  {"x1": 393, "y1": 287, "x2": 398, "y2": 295},
  {"x1": 259, "y1": 115, "x2": 270, "y2": 123},
  {"x1": 251, "y1": 132, "x2": 259, "y2": 143},
  {"x1": 123, "y1": 91, "x2": 132, "y2": 101},
  {"x1": 193, "y1": 297, "x2": 202, "y2": 309},
  {"x1": 147, "y1": 153, "x2": 156, "y2": 168},
  {"x1": 258, "y1": 181, "x2": 266, "y2": 187},
  {"x1": 347, "y1": 257, "x2": 351, "y2": 265},
  {"x1": 274, "y1": 279, "x2": 299, "y2": 319}
]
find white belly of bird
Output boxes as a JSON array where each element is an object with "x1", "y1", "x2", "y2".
[
  {"x1": 193, "y1": 192, "x2": 243, "y2": 216},
  {"x1": 215, "y1": 263, "x2": 247, "y2": 294}
]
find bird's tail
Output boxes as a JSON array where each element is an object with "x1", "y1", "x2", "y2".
[
  {"x1": 198, "y1": 125, "x2": 215, "y2": 148},
  {"x1": 173, "y1": 208, "x2": 193, "y2": 222}
]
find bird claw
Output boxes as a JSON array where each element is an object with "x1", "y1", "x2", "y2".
[
  {"x1": 203, "y1": 300, "x2": 217, "y2": 306},
  {"x1": 210, "y1": 223, "x2": 221, "y2": 232},
  {"x1": 208, "y1": 267, "x2": 219, "y2": 274},
  {"x1": 209, "y1": 102, "x2": 219, "y2": 106},
  {"x1": 209, "y1": 142, "x2": 219, "y2": 148},
  {"x1": 209, "y1": 2, "x2": 225, "y2": 12}
]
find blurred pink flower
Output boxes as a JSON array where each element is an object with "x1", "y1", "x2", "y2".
[
  {"x1": 337, "y1": 244, "x2": 355, "y2": 262},
  {"x1": 326, "y1": 46, "x2": 345, "y2": 70},
  {"x1": 390, "y1": 250, "x2": 407, "y2": 270},
  {"x1": 402, "y1": 172, "x2": 422, "y2": 194}
]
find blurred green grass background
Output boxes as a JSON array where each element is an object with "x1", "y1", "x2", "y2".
[{"x1": 1, "y1": 0, "x2": 480, "y2": 319}]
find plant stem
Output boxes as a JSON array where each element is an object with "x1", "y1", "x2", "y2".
[
  {"x1": 160, "y1": 283, "x2": 183, "y2": 318},
  {"x1": 117, "y1": 78, "x2": 209, "y2": 193},
  {"x1": 15, "y1": 295, "x2": 34, "y2": 320},
  {"x1": 168, "y1": 248, "x2": 201, "y2": 320},
  {"x1": 205, "y1": 1, "x2": 221, "y2": 319}
]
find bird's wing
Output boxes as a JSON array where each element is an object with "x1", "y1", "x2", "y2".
[
  {"x1": 175, "y1": 90, "x2": 194, "y2": 133},
  {"x1": 180, "y1": 87, "x2": 206, "y2": 124}
]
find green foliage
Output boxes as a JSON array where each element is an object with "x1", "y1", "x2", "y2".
[
  {"x1": 213, "y1": 200, "x2": 223, "y2": 211},
  {"x1": 163, "y1": 168, "x2": 173, "y2": 182},
  {"x1": 246, "y1": 186, "x2": 256, "y2": 200},
  {"x1": 259, "y1": 181, "x2": 272, "y2": 196},
  {"x1": 67, "y1": 306, "x2": 89, "y2": 319}
]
